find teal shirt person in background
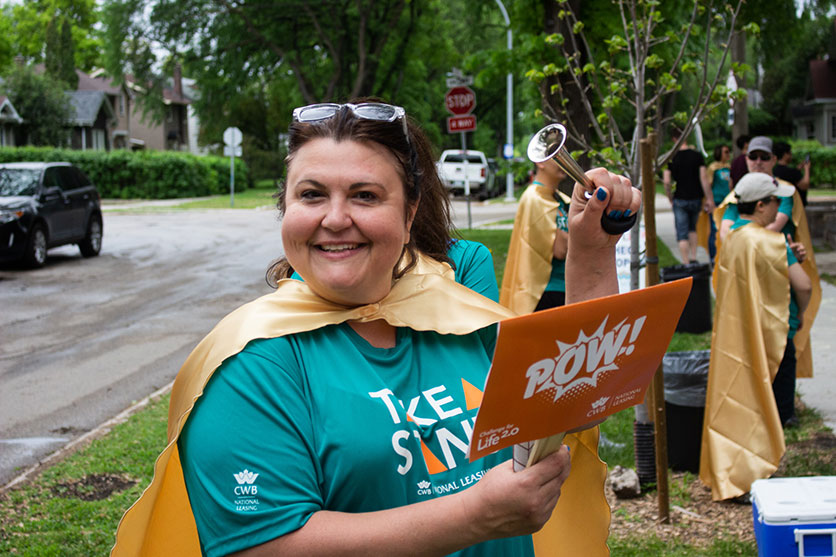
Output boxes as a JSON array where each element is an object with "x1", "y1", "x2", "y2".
[{"x1": 707, "y1": 144, "x2": 730, "y2": 263}]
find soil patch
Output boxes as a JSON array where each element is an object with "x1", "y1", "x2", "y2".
[
  {"x1": 607, "y1": 471, "x2": 755, "y2": 547},
  {"x1": 51, "y1": 474, "x2": 137, "y2": 501},
  {"x1": 608, "y1": 427, "x2": 836, "y2": 547}
]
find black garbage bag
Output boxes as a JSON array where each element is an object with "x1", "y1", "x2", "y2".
[
  {"x1": 663, "y1": 350, "x2": 710, "y2": 472},
  {"x1": 660, "y1": 264, "x2": 712, "y2": 333}
]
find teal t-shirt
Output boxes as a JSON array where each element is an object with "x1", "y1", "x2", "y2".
[
  {"x1": 179, "y1": 325, "x2": 533, "y2": 557},
  {"x1": 711, "y1": 167, "x2": 730, "y2": 205},
  {"x1": 729, "y1": 218, "x2": 800, "y2": 337},
  {"x1": 545, "y1": 197, "x2": 569, "y2": 293},
  {"x1": 446, "y1": 239, "x2": 500, "y2": 302}
]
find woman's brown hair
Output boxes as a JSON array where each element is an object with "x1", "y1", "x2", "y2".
[{"x1": 266, "y1": 101, "x2": 453, "y2": 287}]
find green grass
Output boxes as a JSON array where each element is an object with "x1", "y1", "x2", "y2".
[
  {"x1": 608, "y1": 535, "x2": 754, "y2": 556},
  {"x1": 458, "y1": 228, "x2": 512, "y2": 286},
  {"x1": 808, "y1": 188, "x2": 836, "y2": 198},
  {"x1": 0, "y1": 394, "x2": 170, "y2": 556},
  {"x1": 175, "y1": 179, "x2": 279, "y2": 209}
]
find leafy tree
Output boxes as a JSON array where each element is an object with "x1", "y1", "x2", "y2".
[
  {"x1": 755, "y1": 1, "x2": 836, "y2": 134},
  {"x1": 5, "y1": 0, "x2": 102, "y2": 71},
  {"x1": 526, "y1": 0, "x2": 749, "y2": 181},
  {"x1": 0, "y1": 7, "x2": 14, "y2": 73},
  {"x1": 45, "y1": 16, "x2": 78, "y2": 89},
  {"x1": 101, "y1": 0, "x2": 511, "y2": 165},
  {"x1": 2, "y1": 65, "x2": 72, "y2": 146}
]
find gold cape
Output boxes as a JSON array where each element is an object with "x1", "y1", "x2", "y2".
[
  {"x1": 499, "y1": 184, "x2": 571, "y2": 314},
  {"x1": 111, "y1": 254, "x2": 610, "y2": 556},
  {"x1": 699, "y1": 223, "x2": 790, "y2": 500},
  {"x1": 696, "y1": 206, "x2": 711, "y2": 252},
  {"x1": 712, "y1": 187, "x2": 820, "y2": 378}
]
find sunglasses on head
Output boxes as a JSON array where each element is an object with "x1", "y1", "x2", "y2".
[
  {"x1": 747, "y1": 152, "x2": 772, "y2": 162},
  {"x1": 292, "y1": 102, "x2": 409, "y2": 144}
]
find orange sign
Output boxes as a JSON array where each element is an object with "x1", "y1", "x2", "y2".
[{"x1": 469, "y1": 278, "x2": 692, "y2": 461}]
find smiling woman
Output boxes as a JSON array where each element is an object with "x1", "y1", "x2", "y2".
[
  {"x1": 281, "y1": 139, "x2": 417, "y2": 309},
  {"x1": 112, "y1": 101, "x2": 641, "y2": 557}
]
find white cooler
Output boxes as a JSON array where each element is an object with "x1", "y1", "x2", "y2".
[{"x1": 751, "y1": 477, "x2": 836, "y2": 557}]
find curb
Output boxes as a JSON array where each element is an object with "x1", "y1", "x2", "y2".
[{"x1": 0, "y1": 381, "x2": 174, "y2": 494}]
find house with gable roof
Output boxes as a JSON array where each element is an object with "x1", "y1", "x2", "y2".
[
  {"x1": 66, "y1": 89, "x2": 116, "y2": 150},
  {"x1": 0, "y1": 95, "x2": 23, "y2": 147},
  {"x1": 121, "y1": 64, "x2": 191, "y2": 151},
  {"x1": 791, "y1": 58, "x2": 836, "y2": 146},
  {"x1": 24, "y1": 65, "x2": 192, "y2": 152},
  {"x1": 791, "y1": 19, "x2": 836, "y2": 146}
]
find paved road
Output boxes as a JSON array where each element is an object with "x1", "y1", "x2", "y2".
[
  {"x1": 0, "y1": 198, "x2": 519, "y2": 486},
  {"x1": 0, "y1": 208, "x2": 282, "y2": 485}
]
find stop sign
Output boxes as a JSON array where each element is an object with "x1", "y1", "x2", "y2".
[{"x1": 445, "y1": 86, "x2": 476, "y2": 115}]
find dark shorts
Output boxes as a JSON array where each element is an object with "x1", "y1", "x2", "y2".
[
  {"x1": 535, "y1": 290, "x2": 566, "y2": 311},
  {"x1": 672, "y1": 198, "x2": 702, "y2": 241}
]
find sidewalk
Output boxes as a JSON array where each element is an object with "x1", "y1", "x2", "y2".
[{"x1": 653, "y1": 194, "x2": 836, "y2": 431}]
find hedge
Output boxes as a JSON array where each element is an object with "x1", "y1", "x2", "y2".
[{"x1": 0, "y1": 146, "x2": 249, "y2": 199}]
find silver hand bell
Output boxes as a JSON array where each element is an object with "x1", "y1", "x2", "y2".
[{"x1": 527, "y1": 123, "x2": 636, "y2": 235}]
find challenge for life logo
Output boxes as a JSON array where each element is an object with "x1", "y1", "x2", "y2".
[
  {"x1": 232, "y1": 469, "x2": 260, "y2": 512},
  {"x1": 523, "y1": 315, "x2": 647, "y2": 403}
]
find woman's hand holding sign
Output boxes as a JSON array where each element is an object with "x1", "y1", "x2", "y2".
[{"x1": 462, "y1": 448, "x2": 571, "y2": 539}]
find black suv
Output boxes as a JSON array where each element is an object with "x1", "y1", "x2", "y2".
[{"x1": 0, "y1": 162, "x2": 103, "y2": 268}]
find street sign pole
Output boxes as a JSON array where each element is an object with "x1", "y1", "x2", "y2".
[
  {"x1": 460, "y1": 132, "x2": 472, "y2": 229},
  {"x1": 230, "y1": 154, "x2": 235, "y2": 208},
  {"x1": 223, "y1": 127, "x2": 243, "y2": 208},
  {"x1": 444, "y1": 72, "x2": 476, "y2": 228}
]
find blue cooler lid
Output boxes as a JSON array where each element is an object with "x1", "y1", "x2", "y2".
[{"x1": 751, "y1": 477, "x2": 836, "y2": 523}]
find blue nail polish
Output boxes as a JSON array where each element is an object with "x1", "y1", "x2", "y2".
[
  {"x1": 608, "y1": 210, "x2": 620, "y2": 218},
  {"x1": 596, "y1": 188, "x2": 607, "y2": 201},
  {"x1": 624, "y1": 209, "x2": 632, "y2": 217}
]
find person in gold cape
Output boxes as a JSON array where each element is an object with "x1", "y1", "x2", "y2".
[
  {"x1": 111, "y1": 101, "x2": 640, "y2": 556},
  {"x1": 700, "y1": 173, "x2": 813, "y2": 501},
  {"x1": 713, "y1": 136, "x2": 821, "y2": 383},
  {"x1": 500, "y1": 159, "x2": 571, "y2": 314}
]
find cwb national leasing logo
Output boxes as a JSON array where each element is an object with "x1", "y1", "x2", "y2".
[{"x1": 232, "y1": 468, "x2": 260, "y2": 512}]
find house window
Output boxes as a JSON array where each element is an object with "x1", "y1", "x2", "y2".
[
  {"x1": 118, "y1": 94, "x2": 125, "y2": 116},
  {"x1": 93, "y1": 129, "x2": 107, "y2": 150},
  {"x1": 807, "y1": 122, "x2": 815, "y2": 140}
]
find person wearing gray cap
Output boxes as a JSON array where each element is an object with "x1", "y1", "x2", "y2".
[{"x1": 718, "y1": 136, "x2": 800, "y2": 248}]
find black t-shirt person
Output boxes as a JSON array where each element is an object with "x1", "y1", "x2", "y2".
[
  {"x1": 774, "y1": 164, "x2": 807, "y2": 206},
  {"x1": 668, "y1": 149, "x2": 706, "y2": 200}
]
